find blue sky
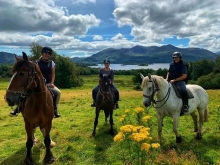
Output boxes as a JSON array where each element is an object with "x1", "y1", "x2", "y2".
[{"x1": 0, "y1": 0, "x2": 219, "y2": 57}]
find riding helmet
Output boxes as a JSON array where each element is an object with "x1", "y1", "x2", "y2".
[
  {"x1": 42, "y1": 46, "x2": 52, "y2": 55},
  {"x1": 172, "y1": 52, "x2": 182, "y2": 59},
  {"x1": 103, "y1": 59, "x2": 110, "y2": 64}
]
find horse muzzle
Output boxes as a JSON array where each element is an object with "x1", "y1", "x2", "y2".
[
  {"x1": 4, "y1": 92, "x2": 20, "y2": 106},
  {"x1": 143, "y1": 98, "x2": 151, "y2": 107}
]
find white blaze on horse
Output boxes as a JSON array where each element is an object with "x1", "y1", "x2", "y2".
[{"x1": 140, "y1": 73, "x2": 209, "y2": 143}]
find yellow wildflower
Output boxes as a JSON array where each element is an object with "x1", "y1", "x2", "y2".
[
  {"x1": 125, "y1": 109, "x2": 130, "y2": 113},
  {"x1": 120, "y1": 125, "x2": 134, "y2": 133},
  {"x1": 114, "y1": 132, "x2": 125, "y2": 142},
  {"x1": 141, "y1": 116, "x2": 152, "y2": 122},
  {"x1": 130, "y1": 132, "x2": 148, "y2": 142},
  {"x1": 141, "y1": 143, "x2": 151, "y2": 151},
  {"x1": 151, "y1": 143, "x2": 160, "y2": 149},
  {"x1": 134, "y1": 107, "x2": 144, "y2": 113}
]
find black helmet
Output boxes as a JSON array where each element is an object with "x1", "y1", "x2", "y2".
[
  {"x1": 42, "y1": 46, "x2": 52, "y2": 55},
  {"x1": 103, "y1": 59, "x2": 110, "y2": 64},
  {"x1": 172, "y1": 52, "x2": 182, "y2": 59}
]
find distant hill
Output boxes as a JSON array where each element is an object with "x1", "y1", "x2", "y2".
[
  {"x1": 72, "y1": 45, "x2": 219, "y2": 64},
  {"x1": 0, "y1": 45, "x2": 219, "y2": 64}
]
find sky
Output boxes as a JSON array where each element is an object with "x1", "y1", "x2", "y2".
[{"x1": 0, "y1": 0, "x2": 219, "y2": 57}]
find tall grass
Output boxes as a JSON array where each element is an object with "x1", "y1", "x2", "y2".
[{"x1": 0, "y1": 75, "x2": 220, "y2": 164}]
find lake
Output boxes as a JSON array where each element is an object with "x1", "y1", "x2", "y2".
[{"x1": 89, "y1": 63, "x2": 169, "y2": 70}]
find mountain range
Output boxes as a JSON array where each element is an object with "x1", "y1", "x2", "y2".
[{"x1": 0, "y1": 45, "x2": 219, "y2": 64}]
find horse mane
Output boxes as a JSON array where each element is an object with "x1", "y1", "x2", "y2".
[{"x1": 141, "y1": 75, "x2": 166, "y2": 89}]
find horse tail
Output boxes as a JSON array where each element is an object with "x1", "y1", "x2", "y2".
[{"x1": 204, "y1": 106, "x2": 209, "y2": 122}]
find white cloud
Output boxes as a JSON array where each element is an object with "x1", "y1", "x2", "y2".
[
  {"x1": 111, "y1": 33, "x2": 125, "y2": 41},
  {"x1": 93, "y1": 35, "x2": 103, "y2": 40}
]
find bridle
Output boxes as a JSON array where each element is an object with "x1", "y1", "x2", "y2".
[
  {"x1": 99, "y1": 78, "x2": 111, "y2": 101},
  {"x1": 143, "y1": 76, "x2": 171, "y2": 108},
  {"x1": 6, "y1": 61, "x2": 46, "y2": 99}
]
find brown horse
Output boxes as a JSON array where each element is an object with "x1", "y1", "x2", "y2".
[
  {"x1": 91, "y1": 76, "x2": 115, "y2": 137},
  {"x1": 4, "y1": 52, "x2": 55, "y2": 165}
]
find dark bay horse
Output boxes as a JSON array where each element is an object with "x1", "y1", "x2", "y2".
[
  {"x1": 91, "y1": 76, "x2": 115, "y2": 137},
  {"x1": 5, "y1": 52, "x2": 55, "y2": 164}
]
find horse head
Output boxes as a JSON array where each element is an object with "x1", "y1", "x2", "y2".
[
  {"x1": 140, "y1": 73, "x2": 160, "y2": 107},
  {"x1": 99, "y1": 75, "x2": 111, "y2": 93},
  {"x1": 5, "y1": 52, "x2": 43, "y2": 106}
]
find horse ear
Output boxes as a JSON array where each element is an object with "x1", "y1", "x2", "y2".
[
  {"x1": 140, "y1": 73, "x2": 145, "y2": 80},
  {"x1": 22, "y1": 52, "x2": 28, "y2": 61},
  {"x1": 148, "y1": 73, "x2": 152, "y2": 79},
  {"x1": 14, "y1": 54, "x2": 21, "y2": 61}
]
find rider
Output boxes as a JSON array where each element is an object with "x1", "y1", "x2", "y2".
[
  {"x1": 166, "y1": 51, "x2": 189, "y2": 113},
  {"x1": 10, "y1": 46, "x2": 61, "y2": 118},
  {"x1": 91, "y1": 59, "x2": 119, "y2": 109}
]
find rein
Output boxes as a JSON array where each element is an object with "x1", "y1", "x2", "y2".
[{"x1": 143, "y1": 77, "x2": 171, "y2": 108}]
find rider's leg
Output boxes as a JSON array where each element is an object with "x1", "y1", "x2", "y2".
[
  {"x1": 176, "y1": 81, "x2": 189, "y2": 112},
  {"x1": 112, "y1": 84, "x2": 119, "y2": 109},
  {"x1": 91, "y1": 85, "x2": 98, "y2": 107},
  {"x1": 53, "y1": 86, "x2": 61, "y2": 118}
]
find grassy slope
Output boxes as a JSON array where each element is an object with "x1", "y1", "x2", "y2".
[{"x1": 0, "y1": 75, "x2": 220, "y2": 165}]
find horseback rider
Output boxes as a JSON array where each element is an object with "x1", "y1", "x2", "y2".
[
  {"x1": 10, "y1": 46, "x2": 61, "y2": 118},
  {"x1": 91, "y1": 59, "x2": 119, "y2": 109},
  {"x1": 166, "y1": 51, "x2": 189, "y2": 113}
]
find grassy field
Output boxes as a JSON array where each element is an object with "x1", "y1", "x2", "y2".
[{"x1": 0, "y1": 75, "x2": 220, "y2": 165}]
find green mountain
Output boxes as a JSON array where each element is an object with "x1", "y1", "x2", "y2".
[
  {"x1": 72, "y1": 45, "x2": 218, "y2": 64},
  {"x1": 0, "y1": 45, "x2": 219, "y2": 64}
]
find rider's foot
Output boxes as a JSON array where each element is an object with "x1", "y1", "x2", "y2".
[
  {"x1": 183, "y1": 105, "x2": 189, "y2": 113},
  {"x1": 54, "y1": 108, "x2": 61, "y2": 118},
  {"x1": 91, "y1": 102, "x2": 95, "y2": 107},
  {"x1": 115, "y1": 103, "x2": 119, "y2": 109},
  {"x1": 10, "y1": 107, "x2": 19, "y2": 116}
]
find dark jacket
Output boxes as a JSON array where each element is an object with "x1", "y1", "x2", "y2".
[
  {"x1": 37, "y1": 60, "x2": 52, "y2": 83},
  {"x1": 168, "y1": 60, "x2": 187, "y2": 81}
]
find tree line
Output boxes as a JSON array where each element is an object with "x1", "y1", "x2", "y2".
[{"x1": 0, "y1": 42, "x2": 220, "y2": 89}]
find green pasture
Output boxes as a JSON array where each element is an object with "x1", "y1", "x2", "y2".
[{"x1": 0, "y1": 75, "x2": 220, "y2": 165}]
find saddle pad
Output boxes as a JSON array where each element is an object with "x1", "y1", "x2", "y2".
[{"x1": 172, "y1": 84, "x2": 194, "y2": 99}]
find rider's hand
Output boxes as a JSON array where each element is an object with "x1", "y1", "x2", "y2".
[
  {"x1": 170, "y1": 79, "x2": 176, "y2": 84},
  {"x1": 50, "y1": 83, "x2": 55, "y2": 88}
]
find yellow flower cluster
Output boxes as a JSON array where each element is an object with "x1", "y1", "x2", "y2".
[
  {"x1": 151, "y1": 143, "x2": 160, "y2": 149},
  {"x1": 141, "y1": 115, "x2": 152, "y2": 122},
  {"x1": 113, "y1": 132, "x2": 125, "y2": 142},
  {"x1": 120, "y1": 125, "x2": 134, "y2": 133},
  {"x1": 141, "y1": 143, "x2": 151, "y2": 151},
  {"x1": 125, "y1": 109, "x2": 130, "y2": 113},
  {"x1": 134, "y1": 107, "x2": 144, "y2": 113},
  {"x1": 120, "y1": 114, "x2": 127, "y2": 122}
]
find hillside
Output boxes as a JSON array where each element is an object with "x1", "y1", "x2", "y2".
[
  {"x1": 0, "y1": 45, "x2": 219, "y2": 64},
  {"x1": 72, "y1": 45, "x2": 219, "y2": 64}
]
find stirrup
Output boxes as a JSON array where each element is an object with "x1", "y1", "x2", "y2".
[{"x1": 182, "y1": 105, "x2": 189, "y2": 112}]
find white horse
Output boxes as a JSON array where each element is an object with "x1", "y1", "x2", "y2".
[{"x1": 140, "y1": 73, "x2": 209, "y2": 143}]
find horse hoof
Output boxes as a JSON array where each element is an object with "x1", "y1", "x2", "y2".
[
  {"x1": 43, "y1": 156, "x2": 56, "y2": 165},
  {"x1": 196, "y1": 133, "x2": 202, "y2": 140},
  {"x1": 24, "y1": 157, "x2": 34, "y2": 165},
  {"x1": 176, "y1": 136, "x2": 182, "y2": 143}
]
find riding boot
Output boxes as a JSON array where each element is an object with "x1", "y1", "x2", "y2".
[
  {"x1": 91, "y1": 100, "x2": 96, "y2": 107},
  {"x1": 10, "y1": 107, "x2": 20, "y2": 116},
  {"x1": 182, "y1": 95, "x2": 189, "y2": 113},
  {"x1": 54, "y1": 106, "x2": 61, "y2": 118},
  {"x1": 115, "y1": 102, "x2": 119, "y2": 109}
]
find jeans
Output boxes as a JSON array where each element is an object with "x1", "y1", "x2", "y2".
[{"x1": 174, "y1": 81, "x2": 188, "y2": 105}]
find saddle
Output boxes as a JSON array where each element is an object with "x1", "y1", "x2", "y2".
[{"x1": 172, "y1": 84, "x2": 194, "y2": 99}]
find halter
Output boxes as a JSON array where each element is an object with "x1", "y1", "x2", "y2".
[
  {"x1": 6, "y1": 61, "x2": 46, "y2": 99},
  {"x1": 143, "y1": 76, "x2": 171, "y2": 108}
]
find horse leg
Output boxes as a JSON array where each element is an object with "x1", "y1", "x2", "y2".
[
  {"x1": 190, "y1": 112, "x2": 198, "y2": 132},
  {"x1": 42, "y1": 124, "x2": 56, "y2": 164},
  {"x1": 91, "y1": 108, "x2": 100, "y2": 137},
  {"x1": 196, "y1": 110, "x2": 205, "y2": 140},
  {"x1": 40, "y1": 128, "x2": 56, "y2": 147},
  {"x1": 109, "y1": 109, "x2": 114, "y2": 135},
  {"x1": 24, "y1": 124, "x2": 34, "y2": 165},
  {"x1": 173, "y1": 116, "x2": 182, "y2": 143},
  {"x1": 157, "y1": 114, "x2": 163, "y2": 142}
]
